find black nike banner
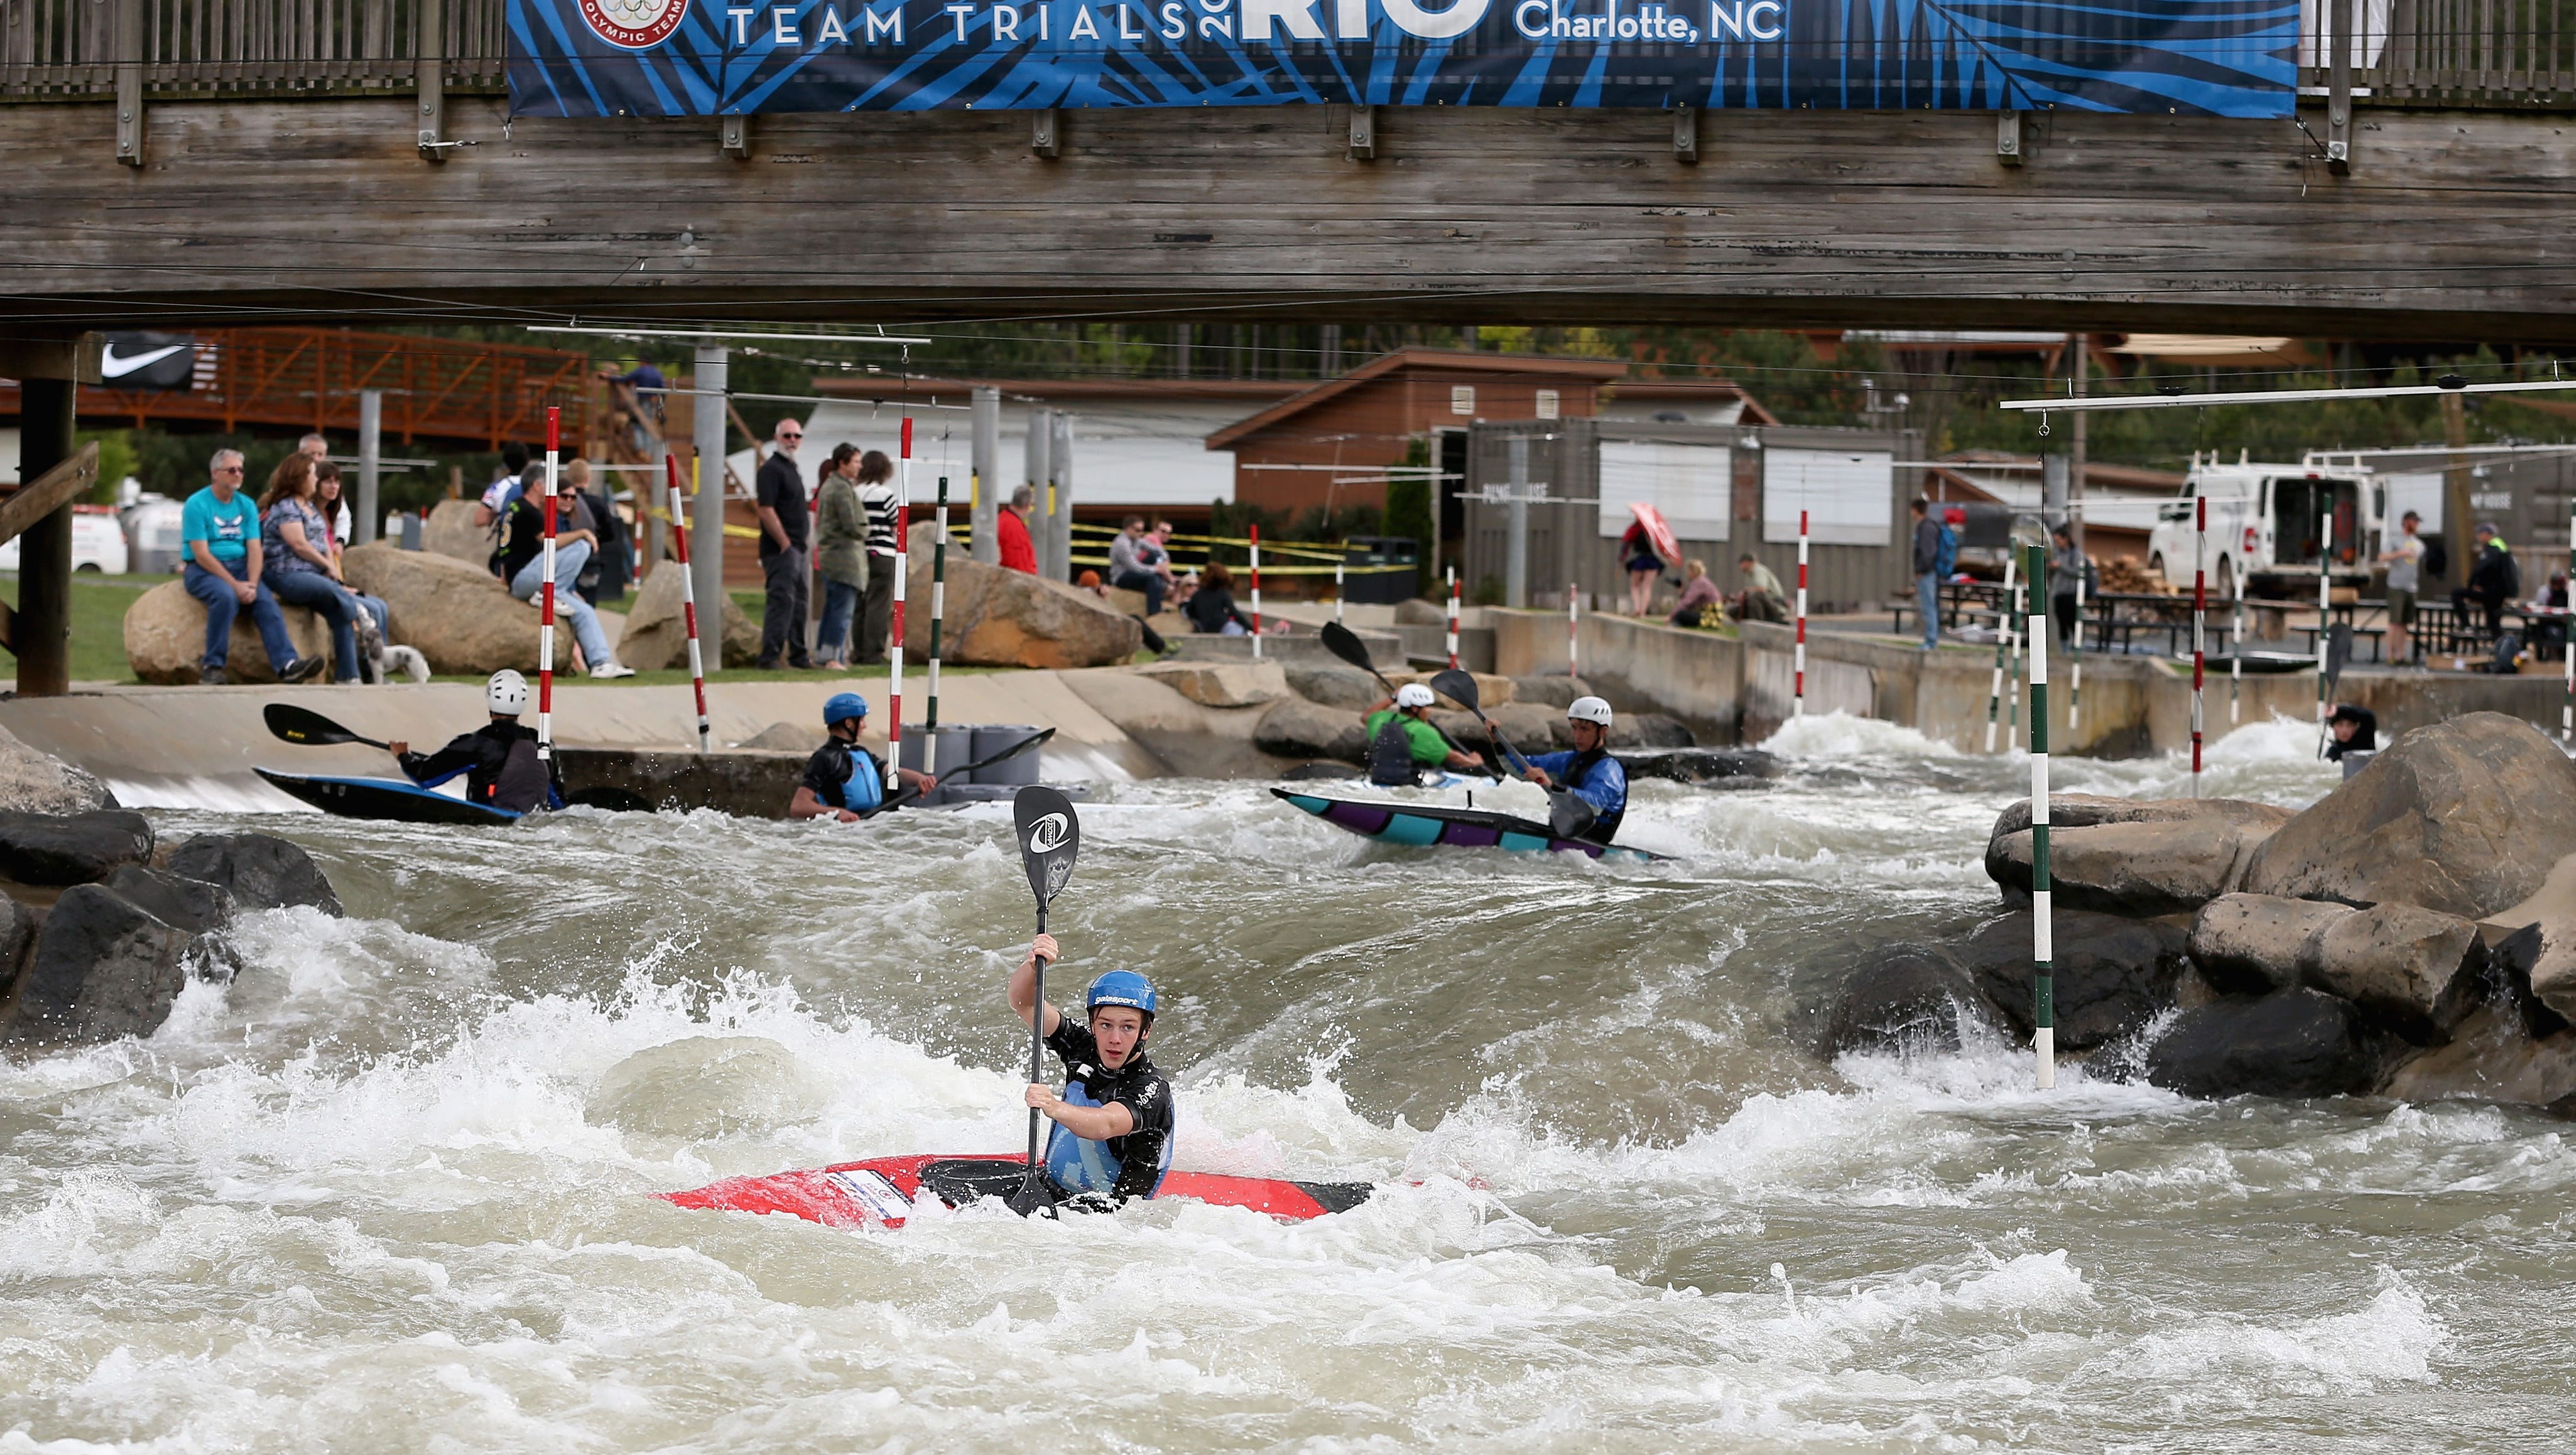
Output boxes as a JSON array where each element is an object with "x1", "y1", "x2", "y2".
[{"x1": 99, "y1": 333, "x2": 202, "y2": 393}]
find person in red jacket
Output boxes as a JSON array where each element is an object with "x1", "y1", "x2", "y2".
[{"x1": 996, "y1": 484, "x2": 1039, "y2": 575}]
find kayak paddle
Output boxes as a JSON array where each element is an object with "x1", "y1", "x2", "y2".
[
  {"x1": 2318, "y1": 622, "x2": 2354, "y2": 759},
  {"x1": 861, "y1": 727, "x2": 1058, "y2": 819},
  {"x1": 1008, "y1": 785, "x2": 1082, "y2": 1218},
  {"x1": 263, "y1": 702, "x2": 392, "y2": 752},
  {"x1": 1427, "y1": 669, "x2": 1597, "y2": 840},
  {"x1": 1320, "y1": 620, "x2": 1400, "y2": 696}
]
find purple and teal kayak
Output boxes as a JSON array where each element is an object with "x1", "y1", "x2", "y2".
[{"x1": 1269, "y1": 788, "x2": 1667, "y2": 862}]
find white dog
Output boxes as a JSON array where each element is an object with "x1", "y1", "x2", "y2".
[{"x1": 353, "y1": 607, "x2": 430, "y2": 684}]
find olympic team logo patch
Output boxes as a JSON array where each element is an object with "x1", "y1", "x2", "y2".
[{"x1": 578, "y1": 0, "x2": 687, "y2": 49}]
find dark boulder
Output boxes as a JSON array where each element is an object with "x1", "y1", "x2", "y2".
[
  {"x1": 2143, "y1": 988, "x2": 2381, "y2": 1099},
  {"x1": 1610, "y1": 713, "x2": 1695, "y2": 750},
  {"x1": 3, "y1": 884, "x2": 193, "y2": 1045},
  {"x1": 0, "y1": 895, "x2": 34, "y2": 995},
  {"x1": 1822, "y1": 951, "x2": 1994, "y2": 1056},
  {"x1": 0, "y1": 809, "x2": 155, "y2": 886},
  {"x1": 165, "y1": 833, "x2": 343, "y2": 916},
  {"x1": 1282, "y1": 663, "x2": 1383, "y2": 711},
  {"x1": 1620, "y1": 748, "x2": 1784, "y2": 785},
  {"x1": 1955, "y1": 911, "x2": 2190, "y2": 1051},
  {"x1": 2187, "y1": 894, "x2": 2354, "y2": 995},
  {"x1": 1277, "y1": 761, "x2": 1362, "y2": 782},
  {"x1": 1253, "y1": 698, "x2": 1367, "y2": 763},
  {"x1": 104, "y1": 865, "x2": 242, "y2": 982}
]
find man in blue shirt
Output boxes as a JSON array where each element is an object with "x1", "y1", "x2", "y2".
[
  {"x1": 182, "y1": 449, "x2": 322, "y2": 686},
  {"x1": 1519, "y1": 695, "x2": 1629, "y2": 844}
]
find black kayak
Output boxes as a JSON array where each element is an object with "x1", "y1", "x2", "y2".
[
  {"x1": 256, "y1": 767, "x2": 522, "y2": 825},
  {"x1": 1271, "y1": 788, "x2": 1668, "y2": 862}
]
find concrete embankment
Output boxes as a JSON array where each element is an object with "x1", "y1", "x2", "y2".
[{"x1": 1492, "y1": 609, "x2": 2576, "y2": 754}]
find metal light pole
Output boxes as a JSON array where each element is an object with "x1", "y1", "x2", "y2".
[
  {"x1": 356, "y1": 388, "x2": 382, "y2": 546},
  {"x1": 690, "y1": 346, "x2": 728, "y2": 671}
]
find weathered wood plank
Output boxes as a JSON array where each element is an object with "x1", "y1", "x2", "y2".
[
  {"x1": 1, "y1": 98, "x2": 2573, "y2": 338},
  {"x1": 0, "y1": 443, "x2": 101, "y2": 548}
]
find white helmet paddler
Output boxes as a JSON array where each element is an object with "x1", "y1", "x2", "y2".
[
  {"x1": 1395, "y1": 682, "x2": 1437, "y2": 710},
  {"x1": 487, "y1": 669, "x2": 530, "y2": 716},
  {"x1": 1567, "y1": 695, "x2": 1614, "y2": 727}
]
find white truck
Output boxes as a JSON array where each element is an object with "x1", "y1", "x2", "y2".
[{"x1": 2144, "y1": 452, "x2": 2378, "y2": 598}]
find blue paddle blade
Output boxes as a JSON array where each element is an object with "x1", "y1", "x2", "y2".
[{"x1": 1012, "y1": 786, "x2": 1080, "y2": 909}]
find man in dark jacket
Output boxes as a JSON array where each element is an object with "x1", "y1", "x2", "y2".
[
  {"x1": 755, "y1": 417, "x2": 815, "y2": 669},
  {"x1": 1910, "y1": 499, "x2": 1944, "y2": 650},
  {"x1": 2452, "y1": 522, "x2": 2518, "y2": 639},
  {"x1": 386, "y1": 670, "x2": 562, "y2": 814}
]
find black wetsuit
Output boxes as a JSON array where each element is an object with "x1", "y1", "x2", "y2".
[
  {"x1": 1043, "y1": 1018, "x2": 1175, "y2": 1201},
  {"x1": 799, "y1": 737, "x2": 886, "y2": 813},
  {"x1": 396, "y1": 720, "x2": 561, "y2": 813}
]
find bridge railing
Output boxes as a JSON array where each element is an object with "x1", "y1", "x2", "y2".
[{"x1": 4, "y1": 0, "x2": 2571, "y2": 107}]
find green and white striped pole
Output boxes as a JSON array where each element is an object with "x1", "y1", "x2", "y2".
[
  {"x1": 2068, "y1": 558, "x2": 2085, "y2": 732},
  {"x1": 2006, "y1": 574, "x2": 2026, "y2": 746},
  {"x1": 1984, "y1": 551, "x2": 2019, "y2": 753},
  {"x1": 2027, "y1": 542, "x2": 2055, "y2": 1090}
]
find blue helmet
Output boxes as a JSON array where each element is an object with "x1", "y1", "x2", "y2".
[
  {"x1": 823, "y1": 692, "x2": 869, "y2": 728},
  {"x1": 1085, "y1": 970, "x2": 1158, "y2": 1022}
]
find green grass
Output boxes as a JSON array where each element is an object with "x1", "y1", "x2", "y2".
[{"x1": 0, "y1": 570, "x2": 163, "y2": 685}]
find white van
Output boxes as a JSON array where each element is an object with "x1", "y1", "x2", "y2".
[
  {"x1": 0, "y1": 506, "x2": 133, "y2": 575},
  {"x1": 2144, "y1": 452, "x2": 2375, "y2": 597}
]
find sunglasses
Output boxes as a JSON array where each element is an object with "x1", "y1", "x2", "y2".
[{"x1": 779, "y1": 431, "x2": 803, "y2": 440}]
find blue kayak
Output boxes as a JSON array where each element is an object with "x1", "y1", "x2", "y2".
[
  {"x1": 1270, "y1": 788, "x2": 1666, "y2": 862},
  {"x1": 255, "y1": 767, "x2": 523, "y2": 826}
]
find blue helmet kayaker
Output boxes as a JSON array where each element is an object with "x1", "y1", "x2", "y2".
[
  {"x1": 1008, "y1": 934, "x2": 1175, "y2": 1203},
  {"x1": 1519, "y1": 695, "x2": 1629, "y2": 843},
  {"x1": 789, "y1": 691, "x2": 935, "y2": 822}
]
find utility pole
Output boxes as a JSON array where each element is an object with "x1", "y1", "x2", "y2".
[
  {"x1": 692, "y1": 345, "x2": 729, "y2": 669},
  {"x1": 971, "y1": 386, "x2": 1000, "y2": 563},
  {"x1": 2068, "y1": 333, "x2": 2089, "y2": 554},
  {"x1": 1505, "y1": 435, "x2": 1530, "y2": 609},
  {"x1": 356, "y1": 388, "x2": 383, "y2": 546},
  {"x1": 2443, "y1": 391, "x2": 2473, "y2": 590}
]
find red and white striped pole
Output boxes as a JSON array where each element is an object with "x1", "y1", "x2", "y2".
[
  {"x1": 1249, "y1": 522, "x2": 1263, "y2": 659},
  {"x1": 1445, "y1": 566, "x2": 1460, "y2": 669},
  {"x1": 1793, "y1": 508, "x2": 1810, "y2": 717},
  {"x1": 885, "y1": 417, "x2": 911, "y2": 791},
  {"x1": 666, "y1": 454, "x2": 710, "y2": 752},
  {"x1": 537, "y1": 407, "x2": 558, "y2": 757},
  {"x1": 2192, "y1": 495, "x2": 2207, "y2": 797},
  {"x1": 1567, "y1": 582, "x2": 1580, "y2": 684}
]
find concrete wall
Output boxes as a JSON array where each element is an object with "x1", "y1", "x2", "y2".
[{"x1": 1494, "y1": 610, "x2": 1744, "y2": 742}]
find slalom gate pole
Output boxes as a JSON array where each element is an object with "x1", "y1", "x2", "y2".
[
  {"x1": 1984, "y1": 551, "x2": 2018, "y2": 753},
  {"x1": 2315, "y1": 507, "x2": 2332, "y2": 754},
  {"x1": 1250, "y1": 523, "x2": 1263, "y2": 658},
  {"x1": 2192, "y1": 495, "x2": 2207, "y2": 798},
  {"x1": 665, "y1": 455, "x2": 710, "y2": 752},
  {"x1": 2068, "y1": 550, "x2": 2085, "y2": 732},
  {"x1": 2005, "y1": 575, "x2": 2024, "y2": 744},
  {"x1": 928, "y1": 473, "x2": 949, "y2": 737},
  {"x1": 1334, "y1": 561, "x2": 1345, "y2": 623},
  {"x1": 1793, "y1": 509, "x2": 1810, "y2": 717},
  {"x1": 886, "y1": 417, "x2": 911, "y2": 790},
  {"x1": 2027, "y1": 541, "x2": 2055, "y2": 1091},
  {"x1": 538, "y1": 407, "x2": 558, "y2": 758},
  {"x1": 1568, "y1": 583, "x2": 1580, "y2": 684},
  {"x1": 2231, "y1": 592, "x2": 2244, "y2": 725},
  {"x1": 1447, "y1": 568, "x2": 1460, "y2": 669}
]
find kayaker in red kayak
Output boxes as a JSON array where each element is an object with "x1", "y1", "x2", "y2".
[{"x1": 1008, "y1": 933, "x2": 1175, "y2": 1203}]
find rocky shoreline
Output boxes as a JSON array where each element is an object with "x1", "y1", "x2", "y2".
[{"x1": 1823, "y1": 711, "x2": 2576, "y2": 1107}]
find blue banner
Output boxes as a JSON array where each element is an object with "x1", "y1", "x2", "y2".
[{"x1": 509, "y1": 0, "x2": 2296, "y2": 118}]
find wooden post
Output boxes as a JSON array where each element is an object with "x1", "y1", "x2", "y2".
[
  {"x1": 2443, "y1": 392, "x2": 2472, "y2": 591},
  {"x1": 416, "y1": 0, "x2": 448, "y2": 160},
  {"x1": 114, "y1": 0, "x2": 145, "y2": 166},
  {"x1": 11, "y1": 380, "x2": 79, "y2": 697}
]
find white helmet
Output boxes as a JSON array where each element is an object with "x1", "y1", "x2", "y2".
[
  {"x1": 487, "y1": 669, "x2": 530, "y2": 716},
  {"x1": 1567, "y1": 695, "x2": 1614, "y2": 727},
  {"x1": 1395, "y1": 682, "x2": 1437, "y2": 710}
]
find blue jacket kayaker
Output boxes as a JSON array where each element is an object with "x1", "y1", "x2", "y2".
[
  {"x1": 1520, "y1": 695, "x2": 1629, "y2": 844},
  {"x1": 1008, "y1": 933, "x2": 1175, "y2": 1203},
  {"x1": 790, "y1": 692, "x2": 934, "y2": 821},
  {"x1": 386, "y1": 669, "x2": 562, "y2": 814}
]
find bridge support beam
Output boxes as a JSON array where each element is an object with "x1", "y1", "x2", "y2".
[{"x1": 9, "y1": 372, "x2": 80, "y2": 697}]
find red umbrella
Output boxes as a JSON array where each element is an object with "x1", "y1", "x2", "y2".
[{"x1": 1628, "y1": 502, "x2": 1682, "y2": 567}]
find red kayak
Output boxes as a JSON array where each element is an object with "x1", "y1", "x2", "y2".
[{"x1": 660, "y1": 1153, "x2": 1373, "y2": 1228}]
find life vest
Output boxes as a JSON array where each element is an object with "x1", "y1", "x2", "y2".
[
  {"x1": 1044, "y1": 1080, "x2": 1173, "y2": 1198},
  {"x1": 1556, "y1": 745, "x2": 1626, "y2": 842}
]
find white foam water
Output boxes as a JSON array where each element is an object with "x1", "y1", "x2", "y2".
[{"x1": 1, "y1": 775, "x2": 2563, "y2": 1451}]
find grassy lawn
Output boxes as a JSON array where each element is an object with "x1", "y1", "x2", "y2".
[{"x1": 0, "y1": 570, "x2": 163, "y2": 684}]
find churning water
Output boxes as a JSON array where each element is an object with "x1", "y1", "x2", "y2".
[{"x1": 4, "y1": 713, "x2": 2570, "y2": 1451}]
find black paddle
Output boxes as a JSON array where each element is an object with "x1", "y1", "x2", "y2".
[
  {"x1": 1320, "y1": 620, "x2": 1399, "y2": 696},
  {"x1": 1428, "y1": 669, "x2": 1599, "y2": 840},
  {"x1": 859, "y1": 727, "x2": 1058, "y2": 819},
  {"x1": 263, "y1": 702, "x2": 391, "y2": 752},
  {"x1": 2318, "y1": 622, "x2": 2355, "y2": 759},
  {"x1": 1007, "y1": 786, "x2": 1082, "y2": 1218}
]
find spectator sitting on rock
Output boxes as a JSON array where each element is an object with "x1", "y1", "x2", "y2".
[
  {"x1": 1731, "y1": 554, "x2": 1789, "y2": 624},
  {"x1": 1184, "y1": 563, "x2": 1254, "y2": 635},
  {"x1": 183, "y1": 448, "x2": 325, "y2": 687},
  {"x1": 1109, "y1": 516, "x2": 1166, "y2": 615},
  {"x1": 1668, "y1": 559, "x2": 1724, "y2": 628}
]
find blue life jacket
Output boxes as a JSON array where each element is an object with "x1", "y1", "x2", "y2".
[{"x1": 1045, "y1": 1081, "x2": 1174, "y2": 1198}]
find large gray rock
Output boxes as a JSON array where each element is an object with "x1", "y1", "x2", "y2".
[
  {"x1": 1254, "y1": 698, "x2": 1367, "y2": 763},
  {"x1": 1284, "y1": 662, "x2": 1383, "y2": 711},
  {"x1": 2187, "y1": 894, "x2": 2356, "y2": 995},
  {"x1": 420, "y1": 497, "x2": 494, "y2": 568},
  {"x1": 3, "y1": 884, "x2": 193, "y2": 1045},
  {"x1": 1987, "y1": 795, "x2": 2295, "y2": 916},
  {"x1": 122, "y1": 578, "x2": 332, "y2": 684},
  {"x1": 614, "y1": 561, "x2": 760, "y2": 671},
  {"x1": 901, "y1": 524, "x2": 1143, "y2": 669},
  {"x1": 2310, "y1": 902, "x2": 2484, "y2": 1044},
  {"x1": 0, "y1": 724, "x2": 115, "y2": 815},
  {"x1": 2143, "y1": 988, "x2": 2381, "y2": 1099},
  {"x1": 1822, "y1": 951, "x2": 1992, "y2": 1056},
  {"x1": 1135, "y1": 660, "x2": 1289, "y2": 709},
  {"x1": 0, "y1": 895, "x2": 35, "y2": 995},
  {"x1": 2242, "y1": 711, "x2": 2576, "y2": 919},
  {"x1": 165, "y1": 833, "x2": 342, "y2": 916},
  {"x1": 104, "y1": 865, "x2": 241, "y2": 982},
  {"x1": 1954, "y1": 910, "x2": 2191, "y2": 1051},
  {"x1": 0, "y1": 810, "x2": 154, "y2": 886},
  {"x1": 341, "y1": 541, "x2": 543, "y2": 675},
  {"x1": 2495, "y1": 917, "x2": 2576, "y2": 1032}
]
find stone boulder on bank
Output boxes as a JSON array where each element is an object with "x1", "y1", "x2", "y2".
[
  {"x1": 340, "y1": 543, "x2": 541, "y2": 675},
  {"x1": 611, "y1": 563, "x2": 759, "y2": 671},
  {"x1": 420, "y1": 497, "x2": 492, "y2": 568},
  {"x1": 2144, "y1": 987, "x2": 2381, "y2": 1099},
  {"x1": 1254, "y1": 698, "x2": 1367, "y2": 762},
  {"x1": 0, "y1": 809, "x2": 153, "y2": 886},
  {"x1": 166, "y1": 833, "x2": 342, "y2": 916},
  {"x1": 1954, "y1": 910, "x2": 2190, "y2": 1051},
  {"x1": 903, "y1": 526, "x2": 1141, "y2": 669},
  {"x1": 2242, "y1": 711, "x2": 2576, "y2": 919},
  {"x1": 1986, "y1": 795, "x2": 2294, "y2": 916},
  {"x1": 123, "y1": 580, "x2": 332, "y2": 684},
  {"x1": 2187, "y1": 893, "x2": 2352, "y2": 995},
  {"x1": 0, "y1": 725, "x2": 115, "y2": 815}
]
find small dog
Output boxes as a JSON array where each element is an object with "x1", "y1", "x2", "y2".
[{"x1": 354, "y1": 607, "x2": 431, "y2": 684}]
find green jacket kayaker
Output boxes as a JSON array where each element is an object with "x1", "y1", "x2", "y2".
[{"x1": 1363, "y1": 683, "x2": 1487, "y2": 786}]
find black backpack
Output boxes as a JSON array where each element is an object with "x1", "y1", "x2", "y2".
[
  {"x1": 489, "y1": 737, "x2": 553, "y2": 814},
  {"x1": 2421, "y1": 537, "x2": 2449, "y2": 580},
  {"x1": 1367, "y1": 716, "x2": 1421, "y2": 787}
]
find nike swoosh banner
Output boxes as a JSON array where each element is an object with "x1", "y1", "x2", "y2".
[{"x1": 508, "y1": 0, "x2": 2296, "y2": 119}]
